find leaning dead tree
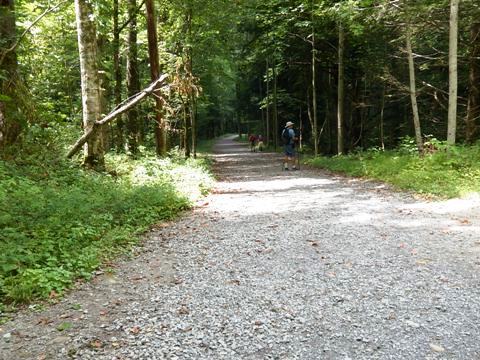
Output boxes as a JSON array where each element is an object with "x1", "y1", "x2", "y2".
[{"x1": 67, "y1": 74, "x2": 168, "y2": 158}]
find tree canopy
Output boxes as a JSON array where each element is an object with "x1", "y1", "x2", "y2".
[{"x1": 0, "y1": 0, "x2": 479, "y2": 158}]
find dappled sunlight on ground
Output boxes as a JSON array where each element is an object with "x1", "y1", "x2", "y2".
[{"x1": 206, "y1": 136, "x2": 480, "y2": 268}]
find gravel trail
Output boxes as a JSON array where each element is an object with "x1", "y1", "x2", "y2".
[{"x1": 1, "y1": 136, "x2": 480, "y2": 359}]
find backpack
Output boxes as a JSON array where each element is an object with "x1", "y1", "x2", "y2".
[{"x1": 281, "y1": 129, "x2": 291, "y2": 145}]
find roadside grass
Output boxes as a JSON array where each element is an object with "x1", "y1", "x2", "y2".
[
  {"x1": 307, "y1": 144, "x2": 480, "y2": 198},
  {"x1": 0, "y1": 127, "x2": 214, "y2": 312}
]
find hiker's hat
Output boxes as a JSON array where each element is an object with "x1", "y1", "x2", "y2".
[{"x1": 285, "y1": 121, "x2": 294, "y2": 128}]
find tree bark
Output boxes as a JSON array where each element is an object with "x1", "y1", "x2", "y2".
[
  {"x1": 75, "y1": 0, "x2": 104, "y2": 169},
  {"x1": 466, "y1": 22, "x2": 480, "y2": 143},
  {"x1": 112, "y1": 0, "x2": 124, "y2": 150},
  {"x1": 145, "y1": 0, "x2": 166, "y2": 156},
  {"x1": 337, "y1": 22, "x2": 345, "y2": 155},
  {"x1": 405, "y1": 26, "x2": 423, "y2": 154},
  {"x1": 265, "y1": 59, "x2": 270, "y2": 146},
  {"x1": 186, "y1": 7, "x2": 196, "y2": 158},
  {"x1": 380, "y1": 85, "x2": 386, "y2": 150},
  {"x1": 273, "y1": 57, "x2": 278, "y2": 150},
  {"x1": 311, "y1": 2, "x2": 318, "y2": 156},
  {"x1": 126, "y1": 0, "x2": 140, "y2": 155},
  {"x1": 447, "y1": 0, "x2": 459, "y2": 145},
  {"x1": 0, "y1": 0, "x2": 20, "y2": 148},
  {"x1": 183, "y1": 94, "x2": 191, "y2": 157}
]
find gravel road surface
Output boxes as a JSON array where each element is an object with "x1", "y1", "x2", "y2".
[{"x1": 1, "y1": 135, "x2": 480, "y2": 360}]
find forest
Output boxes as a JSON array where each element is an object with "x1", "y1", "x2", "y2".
[
  {"x1": 1, "y1": 0, "x2": 480, "y2": 305},
  {"x1": 2, "y1": 0, "x2": 480, "y2": 159}
]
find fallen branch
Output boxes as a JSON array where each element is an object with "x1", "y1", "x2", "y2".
[{"x1": 67, "y1": 74, "x2": 168, "y2": 158}]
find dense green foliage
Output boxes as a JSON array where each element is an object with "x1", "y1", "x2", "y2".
[
  {"x1": 236, "y1": 0, "x2": 480, "y2": 152},
  {"x1": 0, "y1": 127, "x2": 213, "y2": 308},
  {"x1": 308, "y1": 139, "x2": 480, "y2": 198}
]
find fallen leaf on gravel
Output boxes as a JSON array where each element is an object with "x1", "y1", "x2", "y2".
[
  {"x1": 130, "y1": 326, "x2": 141, "y2": 334},
  {"x1": 177, "y1": 306, "x2": 189, "y2": 315},
  {"x1": 37, "y1": 317, "x2": 53, "y2": 325},
  {"x1": 90, "y1": 339, "x2": 103, "y2": 349},
  {"x1": 416, "y1": 259, "x2": 431, "y2": 265},
  {"x1": 459, "y1": 219, "x2": 470, "y2": 225},
  {"x1": 387, "y1": 312, "x2": 396, "y2": 320},
  {"x1": 429, "y1": 343, "x2": 445, "y2": 352},
  {"x1": 130, "y1": 276, "x2": 145, "y2": 281}
]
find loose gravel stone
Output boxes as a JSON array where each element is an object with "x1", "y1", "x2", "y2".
[{"x1": 1, "y1": 136, "x2": 480, "y2": 359}]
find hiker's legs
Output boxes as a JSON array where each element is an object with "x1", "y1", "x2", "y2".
[{"x1": 284, "y1": 144, "x2": 294, "y2": 170}]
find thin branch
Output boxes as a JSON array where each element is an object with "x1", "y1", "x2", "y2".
[
  {"x1": 117, "y1": 0, "x2": 147, "y2": 34},
  {"x1": 0, "y1": 0, "x2": 69, "y2": 67}
]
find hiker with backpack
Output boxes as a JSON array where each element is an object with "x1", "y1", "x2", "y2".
[{"x1": 281, "y1": 121, "x2": 298, "y2": 171}]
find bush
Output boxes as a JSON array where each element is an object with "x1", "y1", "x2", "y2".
[
  {"x1": 0, "y1": 134, "x2": 214, "y2": 306},
  {"x1": 307, "y1": 144, "x2": 480, "y2": 198}
]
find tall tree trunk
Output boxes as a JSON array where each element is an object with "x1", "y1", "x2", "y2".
[
  {"x1": 0, "y1": 0, "x2": 20, "y2": 148},
  {"x1": 74, "y1": 0, "x2": 104, "y2": 169},
  {"x1": 311, "y1": 2, "x2": 318, "y2": 156},
  {"x1": 192, "y1": 94, "x2": 197, "y2": 158},
  {"x1": 112, "y1": 0, "x2": 124, "y2": 150},
  {"x1": 273, "y1": 58, "x2": 278, "y2": 150},
  {"x1": 405, "y1": 26, "x2": 423, "y2": 154},
  {"x1": 326, "y1": 72, "x2": 332, "y2": 154},
  {"x1": 466, "y1": 22, "x2": 480, "y2": 143},
  {"x1": 380, "y1": 85, "x2": 386, "y2": 150},
  {"x1": 126, "y1": 0, "x2": 140, "y2": 155},
  {"x1": 447, "y1": 0, "x2": 459, "y2": 145},
  {"x1": 265, "y1": 59, "x2": 270, "y2": 146},
  {"x1": 184, "y1": 95, "x2": 191, "y2": 157},
  {"x1": 145, "y1": 0, "x2": 166, "y2": 156},
  {"x1": 186, "y1": 7, "x2": 196, "y2": 158},
  {"x1": 259, "y1": 78, "x2": 265, "y2": 137},
  {"x1": 337, "y1": 22, "x2": 345, "y2": 155}
]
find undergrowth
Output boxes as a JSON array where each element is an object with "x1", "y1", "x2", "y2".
[
  {"x1": 307, "y1": 137, "x2": 480, "y2": 198},
  {"x1": 0, "y1": 124, "x2": 214, "y2": 312}
]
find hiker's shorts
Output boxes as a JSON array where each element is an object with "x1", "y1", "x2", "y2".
[{"x1": 284, "y1": 144, "x2": 295, "y2": 157}]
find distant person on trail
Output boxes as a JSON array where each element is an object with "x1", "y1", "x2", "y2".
[
  {"x1": 249, "y1": 134, "x2": 257, "y2": 152},
  {"x1": 281, "y1": 121, "x2": 298, "y2": 171},
  {"x1": 256, "y1": 134, "x2": 264, "y2": 151}
]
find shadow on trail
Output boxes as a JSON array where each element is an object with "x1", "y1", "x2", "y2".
[{"x1": 209, "y1": 136, "x2": 480, "y2": 259}]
